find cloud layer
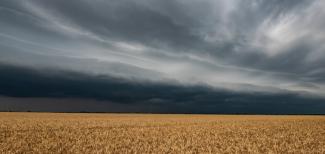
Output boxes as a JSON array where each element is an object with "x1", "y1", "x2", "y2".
[
  {"x1": 1, "y1": 0, "x2": 325, "y2": 113},
  {"x1": 1, "y1": 64, "x2": 324, "y2": 114}
]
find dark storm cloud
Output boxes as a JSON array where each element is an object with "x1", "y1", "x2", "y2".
[
  {"x1": 1, "y1": 0, "x2": 325, "y2": 113},
  {"x1": 0, "y1": 64, "x2": 324, "y2": 114}
]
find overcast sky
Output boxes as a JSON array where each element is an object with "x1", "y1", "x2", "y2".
[{"x1": 1, "y1": 0, "x2": 325, "y2": 113}]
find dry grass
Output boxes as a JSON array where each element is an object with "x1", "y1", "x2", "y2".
[{"x1": 0, "y1": 112, "x2": 324, "y2": 153}]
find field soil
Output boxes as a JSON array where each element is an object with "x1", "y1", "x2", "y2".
[{"x1": 0, "y1": 112, "x2": 325, "y2": 153}]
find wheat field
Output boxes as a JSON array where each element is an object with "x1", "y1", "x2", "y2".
[{"x1": 0, "y1": 112, "x2": 324, "y2": 153}]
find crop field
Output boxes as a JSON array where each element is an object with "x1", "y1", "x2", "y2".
[{"x1": 0, "y1": 112, "x2": 325, "y2": 153}]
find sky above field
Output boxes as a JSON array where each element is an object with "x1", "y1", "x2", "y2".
[{"x1": 1, "y1": 0, "x2": 325, "y2": 113}]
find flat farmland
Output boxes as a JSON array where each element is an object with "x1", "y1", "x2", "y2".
[{"x1": 0, "y1": 112, "x2": 324, "y2": 153}]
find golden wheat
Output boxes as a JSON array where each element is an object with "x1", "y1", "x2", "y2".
[{"x1": 0, "y1": 112, "x2": 324, "y2": 153}]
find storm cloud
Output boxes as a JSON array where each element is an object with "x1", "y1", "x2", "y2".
[
  {"x1": 1, "y1": 64, "x2": 324, "y2": 114},
  {"x1": 1, "y1": 0, "x2": 325, "y2": 113}
]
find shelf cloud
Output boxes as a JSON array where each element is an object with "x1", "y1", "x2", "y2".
[{"x1": 1, "y1": 0, "x2": 325, "y2": 113}]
